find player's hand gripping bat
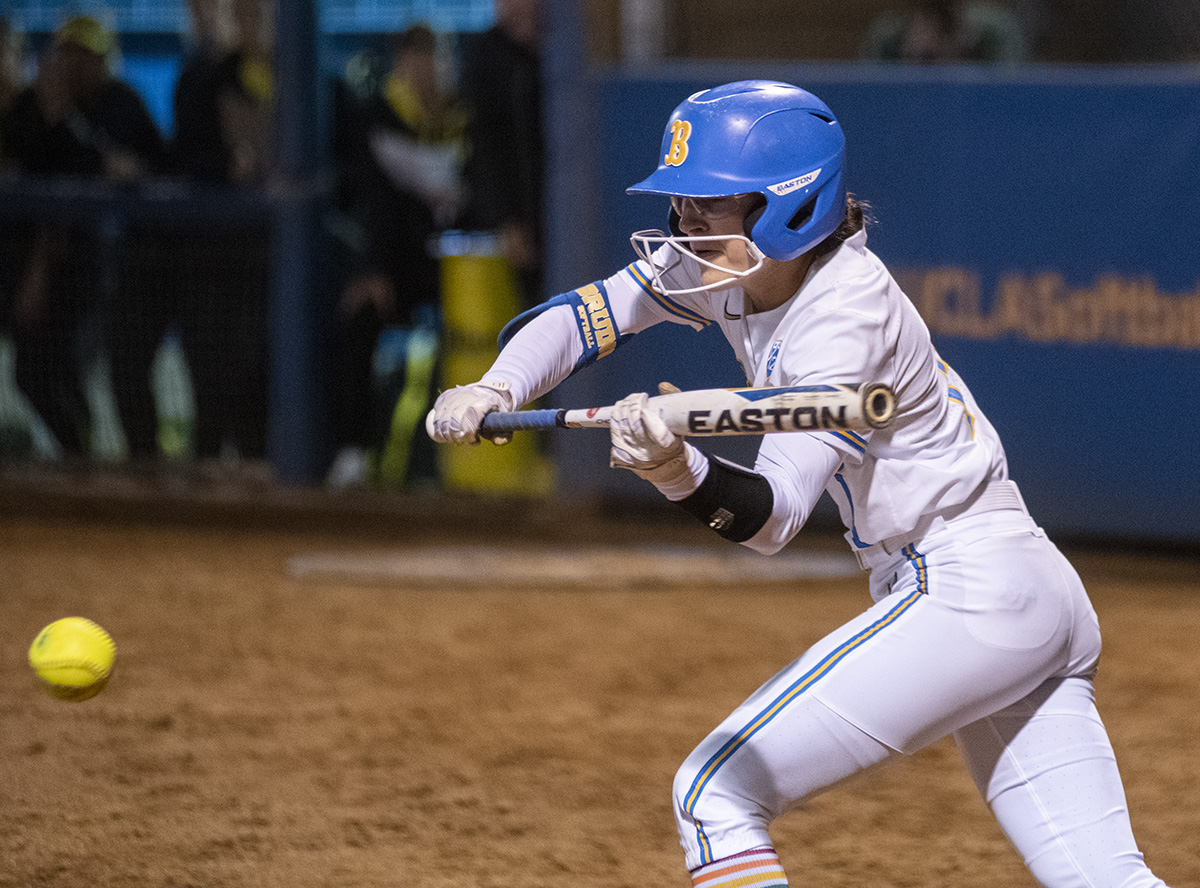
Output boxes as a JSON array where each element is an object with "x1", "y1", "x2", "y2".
[{"x1": 478, "y1": 383, "x2": 896, "y2": 438}]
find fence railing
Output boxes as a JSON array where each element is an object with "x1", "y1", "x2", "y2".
[{"x1": 0, "y1": 175, "x2": 276, "y2": 470}]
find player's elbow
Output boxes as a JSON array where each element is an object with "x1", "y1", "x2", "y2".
[
  {"x1": 740, "y1": 527, "x2": 791, "y2": 556},
  {"x1": 740, "y1": 476, "x2": 816, "y2": 555}
]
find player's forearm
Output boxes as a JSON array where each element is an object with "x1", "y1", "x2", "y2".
[
  {"x1": 644, "y1": 433, "x2": 838, "y2": 551},
  {"x1": 669, "y1": 443, "x2": 838, "y2": 554},
  {"x1": 481, "y1": 304, "x2": 582, "y2": 407},
  {"x1": 673, "y1": 454, "x2": 775, "y2": 544}
]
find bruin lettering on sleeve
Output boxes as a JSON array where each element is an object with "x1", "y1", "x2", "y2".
[
  {"x1": 687, "y1": 405, "x2": 850, "y2": 434},
  {"x1": 574, "y1": 284, "x2": 617, "y2": 359}
]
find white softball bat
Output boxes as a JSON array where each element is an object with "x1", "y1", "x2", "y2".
[{"x1": 479, "y1": 383, "x2": 896, "y2": 437}]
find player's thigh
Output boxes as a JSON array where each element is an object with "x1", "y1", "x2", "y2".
[
  {"x1": 674, "y1": 692, "x2": 895, "y2": 869},
  {"x1": 955, "y1": 675, "x2": 1106, "y2": 799},
  {"x1": 955, "y1": 677, "x2": 1165, "y2": 888},
  {"x1": 674, "y1": 587, "x2": 932, "y2": 829},
  {"x1": 676, "y1": 527, "x2": 1089, "y2": 819}
]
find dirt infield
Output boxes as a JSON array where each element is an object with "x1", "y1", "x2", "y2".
[{"x1": 2, "y1": 495, "x2": 1198, "y2": 888}]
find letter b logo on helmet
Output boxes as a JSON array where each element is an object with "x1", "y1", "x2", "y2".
[
  {"x1": 664, "y1": 120, "x2": 692, "y2": 167},
  {"x1": 628, "y1": 80, "x2": 847, "y2": 262}
]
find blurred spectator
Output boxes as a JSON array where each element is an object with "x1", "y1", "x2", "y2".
[
  {"x1": 459, "y1": 0, "x2": 544, "y2": 309},
  {"x1": 862, "y1": 1, "x2": 1028, "y2": 63},
  {"x1": 191, "y1": 0, "x2": 273, "y2": 470},
  {"x1": 171, "y1": 0, "x2": 232, "y2": 182},
  {"x1": 0, "y1": 17, "x2": 25, "y2": 129},
  {"x1": 215, "y1": 0, "x2": 273, "y2": 184},
  {"x1": 3, "y1": 15, "x2": 165, "y2": 179},
  {"x1": 0, "y1": 15, "x2": 166, "y2": 458},
  {"x1": 106, "y1": 0, "x2": 230, "y2": 466},
  {"x1": 109, "y1": 0, "x2": 272, "y2": 475},
  {"x1": 326, "y1": 23, "x2": 467, "y2": 489},
  {"x1": 0, "y1": 16, "x2": 30, "y2": 459},
  {"x1": 0, "y1": 15, "x2": 29, "y2": 268}
]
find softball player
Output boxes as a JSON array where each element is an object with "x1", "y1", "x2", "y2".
[{"x1": 427, "y1": 80, "x2": 1172, "y2": 888}]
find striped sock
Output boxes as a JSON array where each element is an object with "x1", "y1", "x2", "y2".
[{"x1": 690, "y1": 847, "x2": 788, "y2": 888}]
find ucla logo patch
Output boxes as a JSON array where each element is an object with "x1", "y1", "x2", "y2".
[
  {"x1": 574, "y1": 284, "x2": 617, "y2": 358},
  {"x1": 765, "y1": 340, "x2": 782, "y2": 383},
  {"x1": 664, "y1": 119, "x2": 692, "y2": 166}
]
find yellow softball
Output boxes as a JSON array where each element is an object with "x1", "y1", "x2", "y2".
[{"x1": 29, "y1": 617, "x2": 117, "y2": 702}]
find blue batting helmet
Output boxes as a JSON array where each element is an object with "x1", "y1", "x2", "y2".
[{"x1": 627, "y1": 80, "x2": 846, "y2": 262}]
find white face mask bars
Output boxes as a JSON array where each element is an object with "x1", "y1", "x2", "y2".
[{"x1": 629, "y1": 230, "x2": 766, "y2": 297}]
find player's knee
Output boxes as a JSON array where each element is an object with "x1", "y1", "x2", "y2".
[
  {"x1": 672, "y1": 755, "x2": 775, "y2": 869},
  {"x1": 672, "y1": 753, "x2": 762, "y2": 829},
  {"x1": 673, "y1": 754, "x2": 738, "y2": 837},
  {"x1": 672, "y1": 759, "x2": 700, "y2": 827}
]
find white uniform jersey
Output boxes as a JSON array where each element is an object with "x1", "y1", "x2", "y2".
[{"x1": 488, "y1": 228, "x2": 1009, "y2": 551}]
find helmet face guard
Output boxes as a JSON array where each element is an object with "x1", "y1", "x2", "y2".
[
  {"x1": 630, "y1": 230, "x2": 766, "y2": 296},
  {"x1": 627, "y1": 80, "x2": 847, "y2": 290}
]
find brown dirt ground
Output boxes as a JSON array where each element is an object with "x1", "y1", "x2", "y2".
[{"x1": 2, "y1": 490, "x2": 1198, "y2": 888}]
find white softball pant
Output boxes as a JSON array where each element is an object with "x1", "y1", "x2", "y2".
[{"x1": 674, "y1": 509, "x2": 1168, "y2": 888}]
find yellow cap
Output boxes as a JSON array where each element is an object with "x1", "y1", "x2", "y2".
[{"x1": 54, "y1": 15, "x2": 116, "y2": 58}]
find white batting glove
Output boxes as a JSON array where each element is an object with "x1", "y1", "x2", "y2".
[
  {"x1": 609, "y1": 391, "x2": 707, "y2": 499},
  {"x1": 425, "y1": 381, "x2": 516, "y2": 445}
]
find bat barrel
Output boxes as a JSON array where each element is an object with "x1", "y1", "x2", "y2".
[{"x1": 861, "y1": 383, "x2": 897, "y2": 429}]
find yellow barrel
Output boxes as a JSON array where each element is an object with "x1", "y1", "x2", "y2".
[
  {"x1": 438, "y1": 231, "x2": 521, "y2": 344},
  {"x1": 435, "y1": 232, "x2": 554, "y2": 496}
]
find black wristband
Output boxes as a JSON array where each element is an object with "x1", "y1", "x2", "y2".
[{"x1": 675, "y1": 454, "x2": 774, "y2": 543}]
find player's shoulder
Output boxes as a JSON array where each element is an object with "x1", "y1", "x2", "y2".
[
  {"x1": 801, "y1": 243, "x2": 893, "y2": 319},
  {"x1": 826, "y1": 230, "x2": 890, "y2": 286},
  {"x1": 617, "y1": 259, "x2": 715, "y2": 328}
]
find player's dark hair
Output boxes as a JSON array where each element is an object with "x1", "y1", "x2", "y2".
[{"x1": 812, "y1": 194, "x2": 871, "y2": 258}]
